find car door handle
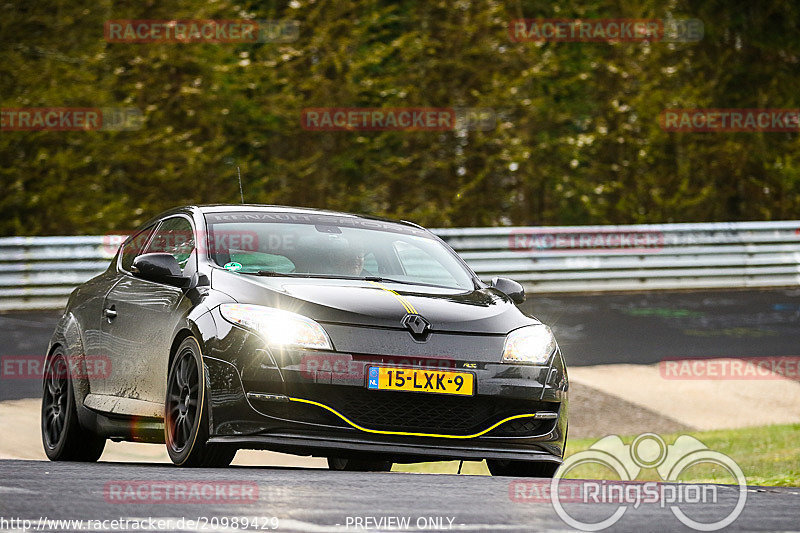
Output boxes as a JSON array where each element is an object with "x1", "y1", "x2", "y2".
[{"x1": 103, "y1": 306, "x2": 117, "y2": 320}]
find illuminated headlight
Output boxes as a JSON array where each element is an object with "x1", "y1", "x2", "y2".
[
  {"x1": 501, "y1": 325, "x2": 557, "y2": 365},
  {"x1": 219, "y1": 304, "x2": 333, "y2": 350}
]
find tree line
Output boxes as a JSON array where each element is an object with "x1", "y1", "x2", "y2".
[{"x1": 1, "y1": 0, "x2": 799, "y2": 235}]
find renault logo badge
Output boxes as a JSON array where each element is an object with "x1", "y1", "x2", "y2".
[{"x1": 402, "y1": 313, "x2": 431, "y2": 339}]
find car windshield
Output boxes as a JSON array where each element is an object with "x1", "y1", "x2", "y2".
[{"x1": 204, "y1": 212, "x2": 475, "y2": 290}]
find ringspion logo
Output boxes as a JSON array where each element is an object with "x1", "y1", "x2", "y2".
[
  {"x1": 104, "y1": 20, "x2": 299, "y2": 43},
  {"x1": 543, "y1": 433, "x2": 747, "y2": 531},
  {"x1": 1, "y1": 108, "x2": 143, "y2": 131}
]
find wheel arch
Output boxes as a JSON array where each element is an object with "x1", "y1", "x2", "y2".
[
  {"x1": 44, "y1": 341, "x2": 63, "y2": 365},
  {"x1": 169, "y1": 328, "x2": 199, "y2": 371},
  {"x1": 41, "y1": 342, "x2": 64, "y2": 401},
  {"x1": 46, "y1": 311, "x2": 91, "y2": 406},
  {"x1": 168, "y1": 310, "x2": 214, "y2": 371}
]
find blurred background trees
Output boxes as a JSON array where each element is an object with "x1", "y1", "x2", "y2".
[{"x1": 1, "y1": 0, "x2": 799, "y2": 235}]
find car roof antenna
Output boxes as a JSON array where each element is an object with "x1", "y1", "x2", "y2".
[{"x1": 237, "y1": 166, "x2": 245, "y2": 204}]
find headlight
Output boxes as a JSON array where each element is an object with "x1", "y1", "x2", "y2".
[
  {"x1": 219, "y1": 304, "x2": 333, "y2": 350},
  {"x1": 501, "y1": 324, "x2": 556, "y2": 365}
]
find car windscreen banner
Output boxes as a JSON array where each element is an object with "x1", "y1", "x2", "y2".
[{"x1": 204, "y1": 212, "x2": 429, "y2": 237}]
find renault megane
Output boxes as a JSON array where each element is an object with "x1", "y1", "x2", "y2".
[{"x1": 42, "y1": 205, "x2": 568, "y2": 476}]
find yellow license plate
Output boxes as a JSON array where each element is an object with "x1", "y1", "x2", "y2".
[{"x1": 366, "y1": 366, "x2": 474, "y2": 396}]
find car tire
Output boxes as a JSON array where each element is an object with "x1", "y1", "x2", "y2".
[
  {"x1": 165, "y1": 337, "x2": 236, "y2": 467},
  {"x1": 327, "y1": 457, "x2": 393, "y2": 472},
  {"x1": 41, "y1": 349, "x2": 106, "y2": 462},
  {"x1": 486, "y1": 460, "x2": 560, "y2": 478}
]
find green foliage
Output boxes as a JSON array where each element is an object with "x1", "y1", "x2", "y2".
[
  {"x1": 564, "y1": 423, "x2": 800, "y2": 486},
  {"x1": 2, "y1": 0, "x2": 799, "y2": 235},
  {"x1": 396, "y1": 424, "x2": 800, "y2": 486}
]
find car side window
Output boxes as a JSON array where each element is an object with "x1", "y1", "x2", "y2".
[
  {"x1": 143, "y1": 217, "x2": 196, "y2": 272},
  {"x1": 393, "y1": 239, "x2": 457, "y2": 286},
  {"x1": 120, "y1": 226, "x2": 156, "y2": 272}
]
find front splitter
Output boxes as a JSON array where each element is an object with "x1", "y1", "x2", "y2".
[{"x1": 208, "y1": 432, "x2": 563, "y2": 463}]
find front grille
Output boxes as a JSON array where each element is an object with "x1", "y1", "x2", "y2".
[
  {"x1": 488, "y1": 416, "x2": 549, "y2": 437},
  {"x1": 298, "y1": 385, "x2": 556, "y2": 436}
]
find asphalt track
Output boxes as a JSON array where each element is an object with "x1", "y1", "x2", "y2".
[
  {"x1": 1, "y1": 288, "x2": 799, "y2": 531},
  {"x1": 2, "y1": 287, "x2": 799, "y2": 400},
  {"x1": 1, "y1": 460, "x2": 799, "y2": 532}
]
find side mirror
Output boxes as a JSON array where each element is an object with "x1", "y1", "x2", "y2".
[
  {"x1": 131, "y1": 253, "x2": 192, "y2": 288},
  {"x1": 491, "y1": 277, "x2": 525, "y2": 304}
]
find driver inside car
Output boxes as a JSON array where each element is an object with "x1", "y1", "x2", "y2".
[{"x1": 326, "y1": 239, "x2": 368, "y2": 276}]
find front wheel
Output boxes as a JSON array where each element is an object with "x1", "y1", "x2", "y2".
[
  {"x1": 41, "y1": 350, "x2": 106, "y2": 461},
  {"x1": 165, "y1": 337, "x2": 236, "y2": 467},
  {"x1": 487, "y1": 459, "x2": 560, "y2": 478}
]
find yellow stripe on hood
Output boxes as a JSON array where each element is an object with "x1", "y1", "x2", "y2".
[{"x1": 367, "y1": 280, "x2": 418, "y2": 314}]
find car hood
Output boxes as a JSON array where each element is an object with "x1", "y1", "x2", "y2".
[{"x1": 211, "y1": 269, "x2": 536, "y2": 335}]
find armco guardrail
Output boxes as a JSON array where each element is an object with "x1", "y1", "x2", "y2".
[
  {"x1": 1, "y1": 221, "x2": 799, "y2": 310},
  {"x1": 435, "y1": 221, "x2": 800, "y2": 293},
  {"x1": 0, "y1": 236, "x2": 118, "y2": 311}
]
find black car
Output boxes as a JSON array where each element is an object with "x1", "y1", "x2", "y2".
[{"x1": 41, "y1": 205, "x2": 568, "y2": 476}]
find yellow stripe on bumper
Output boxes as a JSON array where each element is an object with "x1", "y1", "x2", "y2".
[{"x1": 288, "y1": 397, "x2": 538, "y2": 439}]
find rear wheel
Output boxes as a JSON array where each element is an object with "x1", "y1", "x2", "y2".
[
  {"x1": 487, "y1": 460, "x2": 560, "y2": 478},
  {"x1": 165, "y1": 337, "x2": 236, "y2": 467},
  {"x1": 327, "y1": 456, "x2": 393, "y2": 472},
  {"x1": 41, "y1": 350, "x2": 106, "y2": 461}
]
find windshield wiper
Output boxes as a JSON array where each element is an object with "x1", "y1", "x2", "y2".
[
  {"x1": 243, "y1": 271, "x2": 457, "y2": 289},
  {"x1": 250, "y1": 271, "x2": 363, "y2": 280},
  {"x1": 363, "y1": 276, "x2": 454, "y2": 289},
  {"x1": 363, "y1": 276, "x2": 414, "y2": 285}
]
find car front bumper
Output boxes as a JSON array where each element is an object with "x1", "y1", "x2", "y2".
[{"x1": 201, "y1": 313, "x2": 569, "y2": 463}]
